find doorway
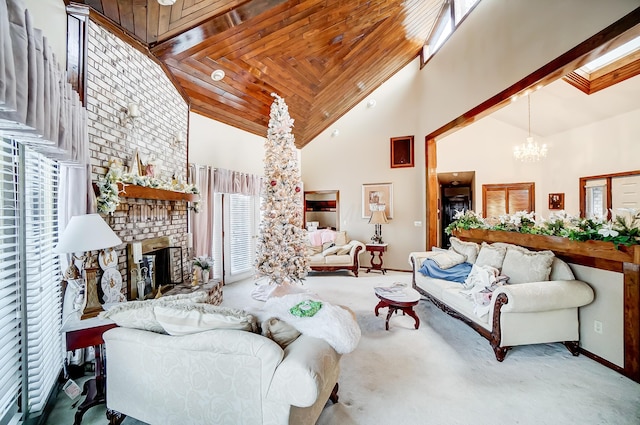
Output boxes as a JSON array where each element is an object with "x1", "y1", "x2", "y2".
[{"x1": 437, "y1": 171, "x2": 474, "y2": 248}]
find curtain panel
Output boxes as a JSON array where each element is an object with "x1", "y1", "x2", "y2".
[
  {"x1": 1, "y1": 0, "x2": 89, "y2": 167},
  {"x1": 189, "y1": 164, "x2": 263, "y2": 257}
]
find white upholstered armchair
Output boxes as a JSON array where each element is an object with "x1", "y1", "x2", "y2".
[{"x1": 104, "y1": 327, "x2": 341, "y2": 425}]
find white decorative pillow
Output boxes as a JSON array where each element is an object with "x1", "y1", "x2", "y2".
[
  {"x1": 334, "y1": 231, "x2": 348, "y2": 246},
  {"x1": 154, "y1": 304, "x2": 258, "y2": 336},
  {"x1": 336, "y1": 243, "x2": 353, "y2": 255},
  {"x1": 261, "y1": 317, "x2": 300, "y2": 349},
  {"x1": 426, "y1": 250, "x2": 467, "y2": 269},
  {"x1": 474, "y1": 242, "x2": 507, "y2": 271},
  {"x1": 306, "y1": 245, "x2": 322, "y2": 256},
  {"x1": 501, "y1": 247, "x2": 555, "y2": 284},
  {"x1": 449, "y1": 237, "x2": 479, "y2": 264},
  {"x1": 99, "y1": 291, "x2": 209, "y2": 333},
  {"x1": 322, "y1": 245, "x2": 342, "y2": 256}
]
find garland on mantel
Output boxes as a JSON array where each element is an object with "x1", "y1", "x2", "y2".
[
  {"x1": 96, "y1": 161, "x2": 199, "y2": 214},
  {"x1": 446, "y1": 209, "x2": 640, "y2": 248}
]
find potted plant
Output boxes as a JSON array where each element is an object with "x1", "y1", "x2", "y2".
[{"x1": 192, "y1": 256, "x2": 213, "y2": 283}]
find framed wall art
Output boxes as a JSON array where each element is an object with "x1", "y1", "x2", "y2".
[
  {"x1": 362, "y1": 183, "x2": 393, "y2": 219},
  {"x1": 390, "y1": 135, "x2": 414, "y2": 168},
  {"x1": 549, "y1": 193, "x2": 564, "y2": 210}
]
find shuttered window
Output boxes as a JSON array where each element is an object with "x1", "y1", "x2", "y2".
[
  {"x1": 229, "y1": 194, "x2": 253, "y2": 276},
  {"x1": 0, "y1": 138, "x2": 62, "y2": 425}
]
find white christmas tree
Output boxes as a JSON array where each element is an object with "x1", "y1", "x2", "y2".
[{"x1": 255, "y1": 93, "x2": 309, "y2": 285}]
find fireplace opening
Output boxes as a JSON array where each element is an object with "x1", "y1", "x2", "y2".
[{"x1": 127, "y1": 236, "x2": 183, "y2": 300}]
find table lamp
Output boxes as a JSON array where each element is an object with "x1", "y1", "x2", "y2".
[
  {"x1": 55, "y1": 214, "x2": 123, "y2": 319},
  {"x1": 369, "y1": 208, "x2": 388, "y2": 244}
]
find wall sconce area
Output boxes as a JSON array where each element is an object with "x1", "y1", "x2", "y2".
[
  {"x1": 171, "y1": 131, "x2": 187, "y2": 148},
  {"x1": 120, "y1": 102, "x2": 141, "y2": 127}
]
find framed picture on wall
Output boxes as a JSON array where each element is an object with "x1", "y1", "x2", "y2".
[
  {"x1": 362, "y1": 183, "x2": 393, "y2": 219},
  {"x1": 390, "y1": 136, "x2": 414, "y2": 168},
  {"x1": 549, "y1": 193, "x2": 564, "y2": 210}
]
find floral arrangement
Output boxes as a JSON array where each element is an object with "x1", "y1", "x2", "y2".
[
  {"x1": 446, "y1": 209, "x2": 640, "y2": 248},
  {"x1": 192, "y1": 256, "x2": 213, "y2": 271},
  {"x1": 96, "y1": 161, "x2": 199, "y2": 214}
]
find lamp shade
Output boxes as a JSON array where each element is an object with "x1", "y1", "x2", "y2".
[
  {"x1": 368, "y1": 210, "x2": 388, "y2": 225},
  {"x1": 54, "y1": 214, "x2": 122, "y2": 254}
]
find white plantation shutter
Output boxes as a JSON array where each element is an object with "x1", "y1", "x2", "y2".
[
  {"x1": 23, "y1": 148, "x2": 61, "y2": 414},
  {"x1": 0, "y1": 138, "x2": 22, "y2": 425},
  {"x1": 211, "y1": 193, "x2": 223, "y2": 280},
  {"x1": 229, "y1": 194, "x2": 253, "y2": 276}
]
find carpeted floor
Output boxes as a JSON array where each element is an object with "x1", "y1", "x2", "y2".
[{"x1": 46, "y1": 270, "x2": 640, "y2": 425}]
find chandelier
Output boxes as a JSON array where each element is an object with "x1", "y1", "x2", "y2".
[{"x1": 513, "y1": 94, "x2": 547, "y2": 162}]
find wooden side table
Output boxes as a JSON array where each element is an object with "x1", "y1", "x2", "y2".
[
  {"x1": 365, "y1": 243, "x2": 388, "y2": 274},
  {"x1": 63, "y1": 316, "x2": 117, "y2": 425}
]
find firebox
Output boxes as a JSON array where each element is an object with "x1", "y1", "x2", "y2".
[{"x1": 126, "y1": 236, "x2": 183, "y2": 300}]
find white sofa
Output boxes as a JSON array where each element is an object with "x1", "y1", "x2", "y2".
[
  {"x1": 306, "y1": 229, "x2": 365, "y2": 277},
  {"x1": 409, "y1": 238, "x2": 595, "y2": 361},
  {"x1": 104, "y1": 327, "x2": 341, "y2": 425}
]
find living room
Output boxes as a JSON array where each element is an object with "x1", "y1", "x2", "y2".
[{"x1": 2, "y1": 0, "x2": 640, "y2": 424}]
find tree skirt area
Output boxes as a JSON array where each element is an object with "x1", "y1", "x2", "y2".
[
  {"x1": 226, "y1": 271, "x2": 640, "y2": 425},
  {"x1": 47, "y1": 271, "x2": 640, "y2": 425}
]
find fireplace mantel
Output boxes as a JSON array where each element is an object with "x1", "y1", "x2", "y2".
[{"x1": 93, "y1": 182, "x2": 199, "y2": 202}]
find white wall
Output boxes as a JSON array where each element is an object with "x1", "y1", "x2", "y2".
[
  {"x1": 188, "y1": 112, "x2": 265, "y2": 175},
  {"x1": 417, "y1": 0, "x2": 639, "y2": 136},
  {"x1": 437, "y1": 105, "x2": 640, "y2": 217},
  {"x1": 24, "y1": 0, "x2": 67, "y2": 66},
  {"x1": 301, "y1": 58, "x2": 425, "y2": 271},
  {"x1": 571, "y1": 265, "x2": 624, "y2": 367}
]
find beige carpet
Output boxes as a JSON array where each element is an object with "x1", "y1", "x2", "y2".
[{"x1": 47, "y1": 270, "x2": 640, "y2": 425}]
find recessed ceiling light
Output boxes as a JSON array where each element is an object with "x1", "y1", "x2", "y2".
[
  {"x1": 331, "y1": 129, "x2": 340, "y2": 137},
  {"x1": 157, "y1": 0, "x2": 176, "y2": 5},
  {"x1": 366, "y1": 99, "x2": 376, "y2": 109},
  {"x1": 211, "y1": 70, "x2": 225, "y2": 81}
]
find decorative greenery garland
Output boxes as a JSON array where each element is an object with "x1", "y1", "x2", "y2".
[
  {"x1": 96, "y1": 163, "x2": 200, "y2": 214},
  {"x1": 445, "y1": 209, "x2": 640, "y2": 248}
]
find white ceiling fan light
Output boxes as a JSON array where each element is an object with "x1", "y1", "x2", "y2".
[
  {"x1": 157, "y1": 0, "x2": 177, "y2": 6},
  {"x1": 211, "y1": 69, "x2": 225, "y2": 81}
]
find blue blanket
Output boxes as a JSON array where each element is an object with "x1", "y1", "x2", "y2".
[{"x1": 418, "y1": 259, "x2": 472, "y2": 283}]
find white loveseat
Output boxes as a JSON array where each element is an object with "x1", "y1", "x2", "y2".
[
  {"x1": 409, "y1": 238, "x2": 595, "y2": 361},
  {"x1": 104, "y1": 328, "x2": 340, "y2": 425},
  {"x1": 306, "y1": 229, "x2": 365, "y2": 277}
]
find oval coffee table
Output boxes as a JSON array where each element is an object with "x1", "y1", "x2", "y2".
[{"x1": 374, "y1": 286, "x2": 421, "y2": 330}]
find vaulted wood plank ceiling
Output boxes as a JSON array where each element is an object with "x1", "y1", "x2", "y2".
[{"x1": 71, "y1": 0, "x2": 445, "y2": 147}]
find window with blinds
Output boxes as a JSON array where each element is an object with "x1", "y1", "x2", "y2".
[
  {"x1": 229, "y1": 194, "x2": 254, "y2": 277},
  {"x1": 0, "y1": 138, "x2": 62, "y2": 425},
  {"x1": 0, "y1": 138, "x2": 22, "y2": 425}
]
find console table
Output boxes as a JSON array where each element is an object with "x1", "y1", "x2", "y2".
[
  {"x1": 63, "y1": 315, "x2": 117, "y2": 425},
  {"x1": 365, "y1": 243, "x2": 388, "y2": 274}
]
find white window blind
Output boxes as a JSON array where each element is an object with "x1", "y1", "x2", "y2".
[
  {"x1": 212, "y1": 193, "x2": 223, "y2": 280},
  {"x1": 0, "y1": 139, "x2": 62, "y2": 425},
  {"x1": 23, "y1": 148, "x2": 61, "y2": 414},
  {"x1": 0, "y1": 138, "x2": 22, "y2": 425},
  {"x1": 229, "y1": 194, "x2": 253, "y2": 276}
]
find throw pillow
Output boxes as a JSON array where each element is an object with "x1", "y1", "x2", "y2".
[
  {"x1": 428, "y1": 250, "x2": 467, "y2": 269},
  {"x1": 99, "y1": 291, "x2": 209, "y2": 333},
  {"x1": 501, "y1": 248, "x2": 555, "y2": 284},
  {"x1": 449, "y1": 237, "x2": 480, "y2": 264},
  {"x1": 322, "y1": 245, "x2": 342, "y2": 256},
  {"x1": 322, "y1": 241, "x2": 335, "y2": 251},
  {"x1": 306, "y1": 245, "x2": 322, "y2": 256},
  {"x1": 334, "y1": 231, "x2": 348, "y2": 246},
  {"x1": 474, "y1": 242, "x2": 507, "y2": 271},
  {"x1": 154, "y1": 303, "x2": 258, "y2": 336},
  {"x1": 336, "y1": 243, "x2": 353, "y2": 255},
  {"x1": 261, "y1": 317, "x2": 301, "y2": 349}
]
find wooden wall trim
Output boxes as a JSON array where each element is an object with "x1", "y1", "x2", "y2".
[{"x1": 427, "y1": 138, "x2": 438, "y2": 250}]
